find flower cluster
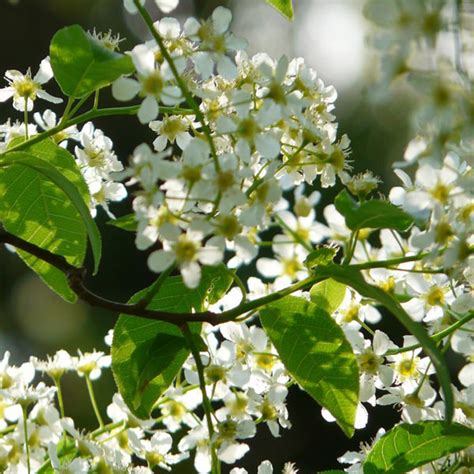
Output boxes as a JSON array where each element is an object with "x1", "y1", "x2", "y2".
[
  {"x1": 115, "y1": 6, "x2": 348, "y2": 288},
  {"x1": 0, "y1": 0, "x2": 473, "y2": 472},
  {"x1": 0, "y1": 322, "x2": 297, "y2": 472}
]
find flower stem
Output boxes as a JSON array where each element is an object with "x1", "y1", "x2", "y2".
[
  {"x1": 181, "y1": 324, "x2": 220, "y2": 474},
  {"x1": 21, "y1": 405, "x2": 31, "y2": 474},
  {"x1": 386, "y1": 310, "x2": 474, "y2": 355},
  {"x1": 54, "y1": 377, "x2": 66, "y2": 419},
  {"x1": 132, "y1": 0, "x2": 220, "y2": 171},
  {"x1": 85, "y1": 375, "x2": 104, "y2": 428},
  {"x1": 3, "y1": 104, "x2": 192, "y2": 156},
  {"x1": 23, "y1": 99, "x2": 29, "y2": 140}
]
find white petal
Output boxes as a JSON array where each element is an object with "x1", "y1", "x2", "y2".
[
  {"x1": 148, "y1": 250, "x2": 175, "y2": 273},
  {"x1": 194, "y1": 52, "x2": 214, "y2": 79},
  {"x1": 153, "y1": 134, "x2": 168, "y2": 152},
  {"x1": 184, "y1": 17, "x2": 201, "y2": 37},
  {"x1": 181, "y1": 261, "x2": 201, "y2": 288},
  {"x1": 459, "y1": 363, "x2": 474, "y2": 388},
  {"x1": 138, "y1": 96, "x2": 159, "y2": 124},
  {"x1": 255, "y1": 134, "x2": 280, "y2": 159},
  {"x1": 373, "y1": 330, "x2": 390, "y2": 355},
  {"x1": 218, "y1": 442, "x2": 249, "y2": 464},
  {"x1": 217, "y1": 56, "x2": 238, "y2": 80},
  {"x1": 256, "y1": 258, "x2": 282, "y2": 278},
  {"x1": 354, "y1": 403, "x2": 368, "y2": 429},
  {"x1": 34, "y1": 57, "x2": 54, "y2": 84},
  {"x1": 157, "y1": 17, "x2": 180, "y2": 38},
  {"x1": 155, "y1": 0, "x2": 178, "y2": 13},
  {"x1": 195, "y1": 446, "x2": 212, "y2": 473},
  {"x1": 0, "y1": 87, "x2": 14, "y2": 102},
  {"x1": 112, "y1": 77, "x2": 140, "y2": 101},
  {"x1": 131, "y1": 44, "x2": 155, "y2": 76},
  {"x1": 152, "y1": 431, "x2": 173, "y2": 454},
  {"x1": 212, "y1": 7, "x2": 232, "y2": 35}
]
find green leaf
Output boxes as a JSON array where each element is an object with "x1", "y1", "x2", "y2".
[
  {"x1": 259, "y1": 296, "x2": 359, "y2": 437},
  {"x1": 16, "y1": 141, "x2": 94, "y2": 299},
  {"x1": 310, "y1": 279, "x2": 346, "y2": 314},
  {"x1": 50, "y1": 25, "x2": 134, "y2": 98},
  {"x1": 316, "y1": 264, "x2": 454, "y2": 424},
  {"x1": 305, "y1": 245, "x2": 338, "y2": 269},
  {"x1": 265, "y1": 0, "x2": 294, "y2": 20},
  {"x1": 0, "y1": 143, "x2": 95, "y2": 301},
  {"x1": 111, "y1": 265, "x2": 232, "y2": 419},
  {"x1": 335, "y1": 190, "x2": 413, "y2": 232},
  {"x1": 363, "y1": 421, "x2": 474, "y2": 474},
  {"x1": 107, "y1": 213, "x2": 137, "y2": 232},
  {"x1": 0, "y1": 150, "x2": 102, "y2": 275},
  {"x1": 318, "y1": 471, "x2": 346, "y2": 474}
]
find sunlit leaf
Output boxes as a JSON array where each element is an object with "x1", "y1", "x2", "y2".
[
  {"x1": 310, "y1": 278, "x2": 346, "y2": 314},
  {"x1": 335, "y1": 190, "x2": 413, "y2": 232},
  {"x1": 112, "y1": 265, "x2": 232, "y2": 418},
  {"x1": 265, "y1": 0, "x2": 294, "y2": 20},
  {"x1": 364, "y1": 421, "x2": 474, "y2": 474},
  {"x1": 260, "y1": 296, "x2": 359, "y2": 437},
  {"x1": 50, "y1": 25, "x2": 134, "y2": 98}
]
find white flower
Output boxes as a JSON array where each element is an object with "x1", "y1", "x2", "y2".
[
  {"x1": 84, "y1": 171, "x2": 127, "y2": 218},
  {"x1": 0, "y1": 57, "x2": 62, "y2": 111},
  {"x1": 112, "y1": 44, "x2": 182, "y2": 124},
  {"x1": 247, "y1": 384, "x2": 291, "y2": 437},
  {"x1": 184, "y1": 7, "x2": 247, "y2": 80},
  {"x1": 30, "y1": 350, "x2": 74, "y2": 380},
  {"x1": 147, "y1": 229, "x2": 224, "y2": 288},
  {"x1": 160, "y1": 387, "x2": 202, "y2": 432},
  {"x1": 75, "y1": 122, "x2": 123, "y2": 180},
  {"x1": 73, "y1": 350, "x2": 111, "y2": 380},
  {"x1": 107, "y1": 393, "x2": 154, "y2": 430},
  {"x1": 123, "y1": 0, "x2": 179, "y2": 14},
  {"x1": 130, "y1": 430, "x2": 188, "y2": 470},
  {"x1": 230, "y1": 460, "x2": 273, "y2": 474},
  {"x1": 48, "y1": 443, "x2": 89, "y2": 473},
  {"x1": 149, "y1": 114, "x2": 197, "y2": 152},
  {"x1": 256, "y1": 234, "x2": 308, "y2": 289},
  {"x1": 33, "y1": 109, "x2": 78, "y2": 146}
]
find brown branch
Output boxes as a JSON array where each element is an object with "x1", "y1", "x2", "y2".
[{"x1": 0, "y1": 229, "x2": 221, "y2": 326}]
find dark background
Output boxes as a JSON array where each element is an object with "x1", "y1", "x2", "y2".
[{"x1": 0, "y1": 0, "x2": 418, "y2": 472}]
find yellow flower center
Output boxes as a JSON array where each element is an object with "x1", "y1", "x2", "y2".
[
  {"x1": 282, "y1": 257, "x2": 301, "y2": 279},
  {"x1": 294, "y1": 198, "x2": 312, "y2": 217},
  {"x1": 378, "y1": 276, "x2": 396, "y2": 294},
  {"x1": 358, "y1": 350, "x2": 382, "y2": 375},
  {"x1": 260, "y1": 400, "x2": 278, "y2": 421},
  {"x1": 430, "y1": 182, "x2": 451, "y2": 203},
  {"x1": 394, "y1": 356, "x2": 419, "y2": 380},
  {"x1": 141, "y1": 70, "x2": 163, "y2": 96},
  {"x1": 238, "y1": 117, "x2": 260, "y2": 142},
  {"x1": 216, "y1": 170, "x2": 235, "y2": 192},
  {"x1": 227, "y1": 392, "x2": 248, "y2": 417},
  {"x1": 181, "y1": 165, "x2": 202, "y2": 184},
  {"x1": 205, "y1": 364, "x2": 226, "y2": 384},
  {"x1": 255, "y1": 353, "x2": 276, "y2": 371},
  {"x1": 342, "y1": 302, "x2": 360, "y2": 323},
  {"x1": 161, "y1": 117, "x2": 187, "y2": 140},
  {"x1": 167, "y1": 400, "x2": 186, "y2": 419},
  {"x1": 14, "y1": 76, "x2": 39, "y2": 100},
  {"x1": 174, "y1": 236, "x2": 198, "y2": 264},
  {"x1": 425, "y1": 286, "x2": 445, "y2": 307},
  {"x1": 216, "y1": 214, "x2": 242, "y2": 240},
  {"x1": 146, "y1": 452, "x2": 165, "y2": 468},
  {"x1": 328, "y1": 148, "x2": 346, "y2": 172}
]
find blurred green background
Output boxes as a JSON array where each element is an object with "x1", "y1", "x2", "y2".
[{"x1": 0, "y1": 0, "x2": 416, "y2": 471}]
